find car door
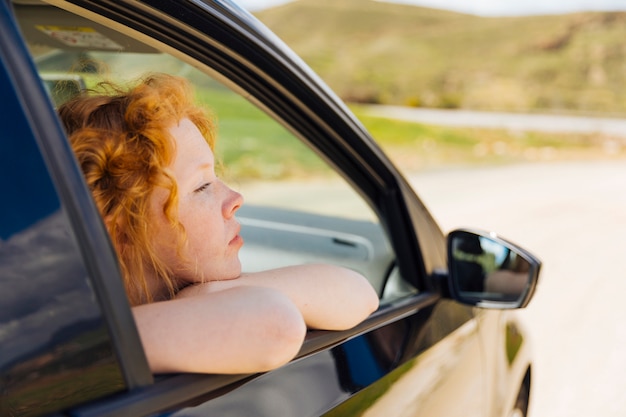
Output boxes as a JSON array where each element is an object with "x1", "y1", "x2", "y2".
[{"x1": 5, "y1": 1, "x2": 489, "y2": 416}]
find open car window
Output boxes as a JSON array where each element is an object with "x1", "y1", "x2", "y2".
[{"x1": 15, "y1": 1, "x2": 418, "y2": 304}]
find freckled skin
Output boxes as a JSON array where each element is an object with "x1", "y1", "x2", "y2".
[{"x1": 148, "y1": 118, "x2": 244, "y2": 288}]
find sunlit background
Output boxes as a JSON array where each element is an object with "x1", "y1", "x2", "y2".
[
  {"x1": 237, "y1": 0, "x2": 626, "y2": 169},
  {"x1": 239, "y1": 0, "x2": 626, "y2": 15},
  {"x1": 234, "y1": 2, "x2": 626, "y2": 417}
]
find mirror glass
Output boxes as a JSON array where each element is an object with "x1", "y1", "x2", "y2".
[{"x1": 449, "y1": 231, "x2": 534, "y2": 306}]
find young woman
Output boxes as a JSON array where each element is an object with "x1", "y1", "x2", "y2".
[{"x1": 58, "y1": 74, "x2": 379, "y2": 374}]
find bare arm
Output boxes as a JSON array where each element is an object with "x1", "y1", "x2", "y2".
[
  {"x1": 178, "y1": 264, "x2": 380, "y2": 330},
  {"x1": 133, "y1": 286, "x2": 306, "y2": 374}
]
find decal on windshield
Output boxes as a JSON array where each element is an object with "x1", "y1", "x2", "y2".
[{"x1": 36, "y1": 26, "x2": 123, "y2": 50}]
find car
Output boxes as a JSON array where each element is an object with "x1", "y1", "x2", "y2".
[{"x1": 0, "y1": 1, "x2": 540, "y2": 416}]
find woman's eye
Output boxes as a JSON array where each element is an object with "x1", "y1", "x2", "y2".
[{"x1": 194, "y1": 183, "x2": 212, "y2": 193}]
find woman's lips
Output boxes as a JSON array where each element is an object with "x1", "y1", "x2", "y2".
[
  {"x1": 229, "y1": 234, "x2": 243, "y2": 246},
  {"x1": 229, "y1": 224, "x2": 243, "y2": 246}
]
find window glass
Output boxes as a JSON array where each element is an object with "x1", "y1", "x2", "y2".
[{"x1": 0, "y1": 46, "x2": 125, "y2": 415}]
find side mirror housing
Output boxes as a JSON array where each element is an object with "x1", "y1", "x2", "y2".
[{"x1": 446, "y1": 229, "x2": 541, "y2": 309}]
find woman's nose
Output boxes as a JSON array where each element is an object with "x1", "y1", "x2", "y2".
[{"x1": 223, "y1": 185, "x2": 243, "y2": 218}]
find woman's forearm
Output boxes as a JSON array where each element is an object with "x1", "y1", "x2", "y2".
[
  {"x1": 180, "y1": 264, "x2": 379, "y2": 330},
  {"x1": 134, "y1": 286, "x2": 306, "y2": 374}
]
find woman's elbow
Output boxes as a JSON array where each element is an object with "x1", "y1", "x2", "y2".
[
  {"x1": 348, "y1": 268, "x2": 380, "y2": 311},
  {"x1": 323, "y1": 269, "x2": 380, "y2": 331},
  {"x1": 364, "y1": 283, "x2": 380, "y2": 315},
  {"x1": 336, "y1": 289, "x2": 379, "y2": 330}
]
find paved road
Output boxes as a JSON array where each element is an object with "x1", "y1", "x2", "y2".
[
  {"x1": 406, "y1": 160, "x2": 626, "y2": 417},
  {"x1": 366, "y1": 105, "x2": 626, "y2": 137}
]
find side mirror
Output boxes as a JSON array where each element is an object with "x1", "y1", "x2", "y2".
[{"x1": 447, "y1": 229, "x2": 541, "y2": 309}]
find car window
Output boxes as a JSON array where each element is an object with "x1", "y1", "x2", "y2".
[
  {"x1": 15, "y1": 2, "x2": 418, "y2": 303},
  {"x1": 206, "y1": 87, "x2": 400, "y2": 297},
  {"x1": 0, "y1": 44, "x2": 125, "y2": 415}
]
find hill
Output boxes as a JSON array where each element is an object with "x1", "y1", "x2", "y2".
[{"x1": 256, "y1": 0, "x2": 626, "y2": 115}]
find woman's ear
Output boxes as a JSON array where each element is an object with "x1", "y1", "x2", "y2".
[
  {"x1": 103, "y1": 214, "x2": 116, "y2": 236},
  {"x1": 104, "y1": 214, "x2": 129, "y2": 249}
]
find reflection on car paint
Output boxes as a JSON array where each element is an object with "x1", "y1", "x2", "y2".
[
  {"x1": 506, "y1": 322, "x2": 524, "y2": 366},
  {"x1": 0, "y1": 211, "x2": 124, "y2": 415},
  {"x1": 168, "y1": 350, "x2": 344, "y2": 416},
  {"x1": 324, "y1": 319, "x2": 483, "y2": 417}
]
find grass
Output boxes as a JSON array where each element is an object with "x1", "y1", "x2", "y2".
[
  {"x1": 256, "y1": 1, "x2": 626, "y2": 115},
  {"x1": 350, "y1": 105, "x2": 623, "y2": 172},
  {"x1": 196, "y1": 88, "x2": 333, "y2": 181},
  {"x1": 194, "y1": 87, "x2": 623, "y2": 181}
]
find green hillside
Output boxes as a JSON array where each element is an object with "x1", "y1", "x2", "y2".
[{"x1": 256, "y1": 0, "x2": 626, "y2": 115}]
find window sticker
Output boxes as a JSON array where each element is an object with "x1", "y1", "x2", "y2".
[{"x1": 36, "y1": 26, "x2": 123, "y2": 50}]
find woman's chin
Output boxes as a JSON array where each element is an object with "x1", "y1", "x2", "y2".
[{"x1": 214, "y1": 262, "x2": 242, "y2": 281}]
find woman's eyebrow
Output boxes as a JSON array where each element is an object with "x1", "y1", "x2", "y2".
[{"x1": 196, "y1": 162, "x2": 215, "y2": 173}]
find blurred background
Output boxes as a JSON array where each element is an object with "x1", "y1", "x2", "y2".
[{"x1": 238, "y1": 1, "x2": 626, "y2": 416}]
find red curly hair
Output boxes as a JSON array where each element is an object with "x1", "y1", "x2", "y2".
[{"x1": 58, "y1": 74, "x2": 216, "y2": 305}]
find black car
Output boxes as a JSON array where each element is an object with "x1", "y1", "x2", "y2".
[{"x1": 0, "y1": 1, "x2": 540, "y2": 416}]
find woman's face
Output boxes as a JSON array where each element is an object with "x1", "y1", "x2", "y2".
[{"x1": 149, "y1": 118, "x2": 244, "y2": 285}]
